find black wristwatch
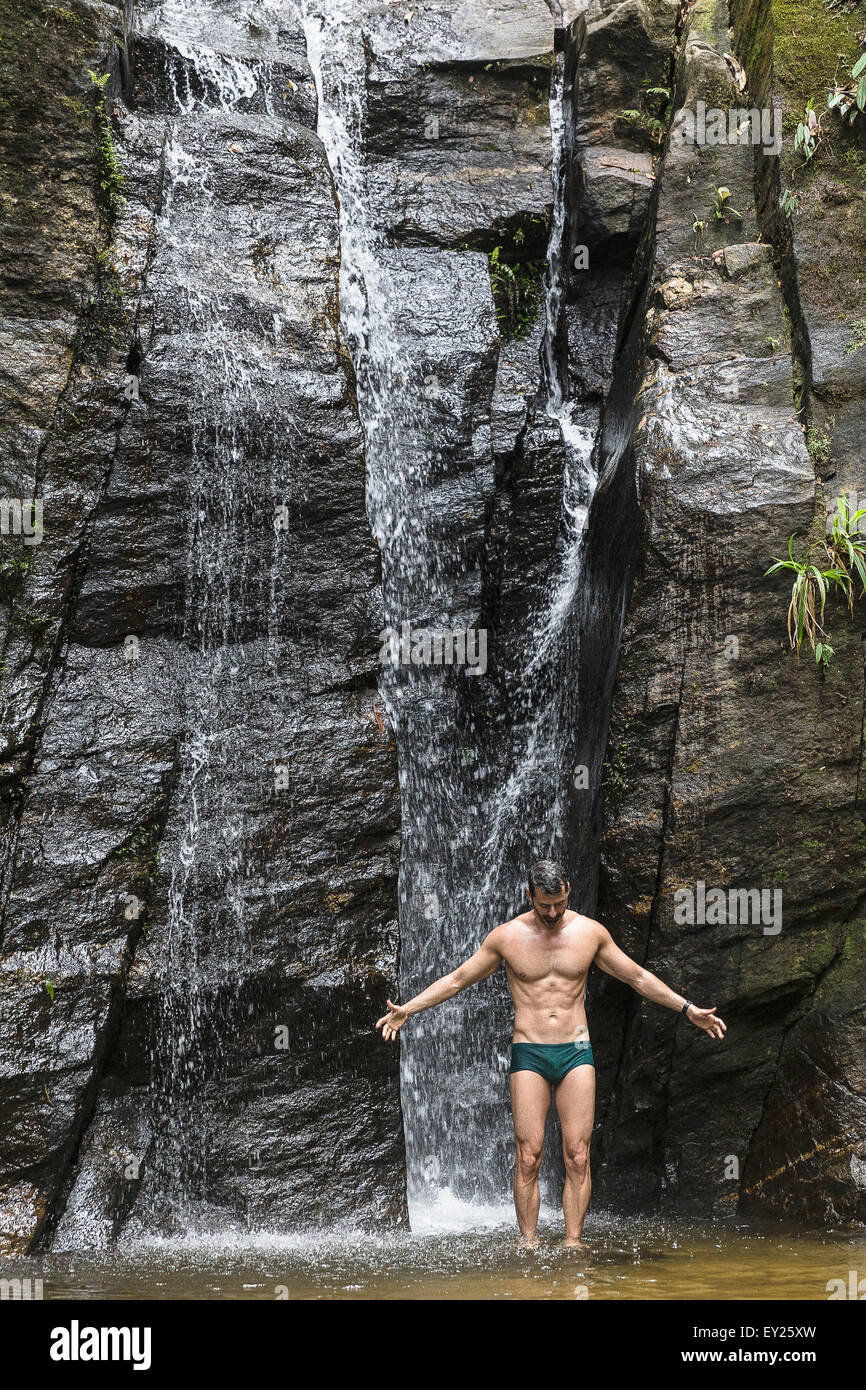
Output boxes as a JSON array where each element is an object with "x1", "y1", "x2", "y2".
[{"x1": 681, "y1": 1000, "x2": 693, "y2": 1019}]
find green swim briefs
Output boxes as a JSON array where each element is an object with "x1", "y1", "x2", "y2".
[{"x1": 509, "y1": 1040, "x2": 594, "y2": 1085}]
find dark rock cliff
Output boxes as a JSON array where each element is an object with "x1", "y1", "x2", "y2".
[
  {"x1": 594, "y1": 0, "x2": 866, "y2": 1223},
  {"x1": 0, "y1": 0, "x2": 404, "y2": 1252},
  {"x1": 0, "y1": 0, "x2": 862, "y2": 1245}
]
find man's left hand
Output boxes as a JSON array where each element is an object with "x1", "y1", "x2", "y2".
[{"x1": 687, "y1": 1004, "x2": 726, "y2": 1039}]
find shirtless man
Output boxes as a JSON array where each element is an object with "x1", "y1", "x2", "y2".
[{"x1": 375, "y1": 859, "x2": 726, "y2": 1247}]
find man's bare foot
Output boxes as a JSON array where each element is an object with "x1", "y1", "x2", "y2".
[
  {"x1": 561, "y1": 1236, "x2": 588, "y2": 1250},
  {"x1": 517, "y1": 1234, "x2": 540, "y2": 1250}
]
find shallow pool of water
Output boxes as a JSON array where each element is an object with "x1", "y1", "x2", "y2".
[{"x1": 8, "y1": 1201, "x2": 865, "y2": 1300}]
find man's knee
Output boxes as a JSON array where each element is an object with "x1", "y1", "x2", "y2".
[
  {"x1": 516, "y1": 1140, "x2": 543, "y2": 1179},
  {"x1": 563, "y1": 1140, "x2": 590, "y2": 1178}
]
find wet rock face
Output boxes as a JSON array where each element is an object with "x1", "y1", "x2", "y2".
[
  {"x1": 363, "y1": 53, "x2": 555, "y2": 247},
  {"x1": 574, "y1": 0, "x2": 679, "y2": 260},
  {"x1": 595, "y1": 0, "x2": 866, "y2": 1223},
  {"x1": 727, "y1": 0, "x2": 866, "y2": 1227},
  {"x1": 0, "y1": 0, "x2": 404, "y2": 1252}
]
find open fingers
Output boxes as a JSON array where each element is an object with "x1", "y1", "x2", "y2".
[{"x1": 376, "y1": 1001, "x2": 404, "y2": 1042}]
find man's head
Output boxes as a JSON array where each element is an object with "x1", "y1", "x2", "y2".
[{"x1": 527, "y1": 859, "x2": 570, "y2": 928}]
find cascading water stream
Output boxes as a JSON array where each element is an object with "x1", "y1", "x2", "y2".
[
  {"x1": 300, "y1": 2, "x2": 604, "y2": 1227},
  {"x1": 478, "y1": 43, "x2": 598, "y2": 893},
  {"x1": 128, "y1": 0, "x2": 297, "y2": 1231},
  {"x1": 145, "y1": 129, "x2": 256, "y2": 1228}
]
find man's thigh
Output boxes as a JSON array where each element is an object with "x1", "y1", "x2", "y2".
[
  {"x1": 554, "y1": 1064, "x2": 596, "y2": 1148},
  {"x1": 509, "y1": 1069, "x2": 551, "y2": 1145}
]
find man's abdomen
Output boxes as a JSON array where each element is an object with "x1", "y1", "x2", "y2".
[{"x1": 511, "y1": 1002, "x2": 590, "y2": 1045}]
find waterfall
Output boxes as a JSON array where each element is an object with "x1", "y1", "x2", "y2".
[
  {"x1": 127, "y1": 0, "x2": 299, "y2": 1231},
  {"x1": 146, "y1": 127, "x2": 254, "y2": 1222},
  {"x1": 300, "y1": 1, "x2": 603, "y2": 1225}
]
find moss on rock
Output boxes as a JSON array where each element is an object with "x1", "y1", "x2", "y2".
[{"x1": 773, "y1": 0, "x2": 864, "y2": 125}]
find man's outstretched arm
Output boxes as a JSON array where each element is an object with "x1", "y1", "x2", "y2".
[
  {"x1": 376, "y1": 931, "x2": 503, "y2": 1042},
  {"x1": 594, "y1": 925, "x2": 726, "y2": 1040}
]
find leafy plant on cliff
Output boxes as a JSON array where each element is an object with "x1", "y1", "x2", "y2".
[
  {"x1": 710, "y1": 184, "x2": 742, "y2": 223},
  {"x1": 794, "y1": 99, "x2": 822, "y2": 160},
  {"x1": 828, "y1": 51, "x2": 866, "y2": 124},
  {"x1": 814, "y1": 638, "x2": 834, "y2": 671},
  {"x1": 825, "y1": 494, "x2": 866, "y2": 603},
  {"x1": 764, "y1": 540, "x2": 846, "y2": 662},
  {"x1": 0, "y1": 556, "x2": 30, "y2": 580},
  {"x1": 807, "y1": 415, "x2": 835, "y2": 467},
  {"x1": 111, "y1": 825, "x2": 156, "y2": 859},
  {"x1": 602, "y1": 717, "x2": 635, "y2": 810},
  {"x1": 765, "y1": 493, "x2": 866, "y2": 670},
  {"x1": 88, "y1": 69, "x2": 125, "y2": 222},
  {"x1": 616, "y1": 85, "x2": 672, "y2": 149},
  {"x1": 0, "y1": 555, "x2": 31, "y2": 599},
  {"x1": 487, "y1": 246, "x2": 544, "y2": 340}
]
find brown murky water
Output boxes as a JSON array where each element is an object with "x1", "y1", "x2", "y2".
[{"x1": 6, "y1": 1206, "x2": 865, "y2": 1300}]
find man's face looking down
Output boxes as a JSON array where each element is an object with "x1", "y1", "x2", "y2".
[{"x1": 528, "y1": 884, "x2": 570, "y2": 929}]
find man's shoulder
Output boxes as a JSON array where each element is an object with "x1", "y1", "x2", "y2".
[
  {"x1": 488, "y1": 912, "x2": 531, "y2": 940},
  {"x1": 567, "y1": 912, "x2": 608, "y2": 941}
]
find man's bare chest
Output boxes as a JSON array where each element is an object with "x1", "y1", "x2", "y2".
[{"x1": 503, "y1": 938, "x2": 594, "y2": 986}]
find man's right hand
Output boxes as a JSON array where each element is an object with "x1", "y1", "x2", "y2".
[{"x1": 376, "y1": 998, "x2": 409, "y2": 1042}]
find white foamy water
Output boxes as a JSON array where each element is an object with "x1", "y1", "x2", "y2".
[{"x1": 299, "y1": 2, "x2": 605, "y2": 1229}]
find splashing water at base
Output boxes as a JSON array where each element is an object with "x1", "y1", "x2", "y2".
[{"x1": 23, "y1": 1217, "x2": 866, "y2": 1299}]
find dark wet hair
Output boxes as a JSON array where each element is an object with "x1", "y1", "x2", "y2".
[{"x1": 528, "y1": 859, "x2": 568, "y2": 896}]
